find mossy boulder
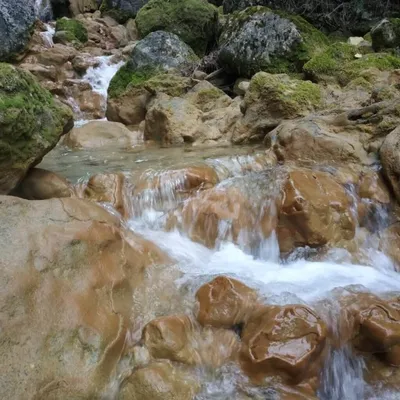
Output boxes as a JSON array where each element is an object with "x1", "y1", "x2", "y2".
[
  {"x1": 0, "y1": 0, "x2": 36, "y2": 61},
  {"x1": 304, "y1": 42, "x2": 400, "y2": 84},
  {"x1": 55, "y1": 17, "x2": 88, "y2": 44},
  {"x1": 371, "y1": 18, "x2": 400, "y2": 51},
  {"x1": 108, "y1": 31, "x2": 199, "y2": 98},
  {"x1": 0, "y1": 63, "x2": 73, "y2": 194},
  {"x1": 232, "y1": 72, "x2": 321, "y2": 143},
  {"x1": 135, "y1": 0, "x2": 218, "y2": 56},
  {"x1": 100, "y1": 0, "x2": 148, "y2": 23},
  {"x1": 218, "y1": 7, "x2": 328, "y2": 78}
]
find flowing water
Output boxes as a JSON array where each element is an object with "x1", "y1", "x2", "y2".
[
  {"x1": 34, "y1": 0, "x2": 52, "y2": 21},
  {"x1": 39, "y1": 55, "x2": 400, "y2": 399}
]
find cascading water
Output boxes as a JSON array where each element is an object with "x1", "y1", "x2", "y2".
[{"x1": 34, "y1": 0, "x2": 52, "y2": 21}]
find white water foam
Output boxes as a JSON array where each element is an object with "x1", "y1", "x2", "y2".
[{"x1": 40, "y1": 23, "x2": 55, "y2": 48}]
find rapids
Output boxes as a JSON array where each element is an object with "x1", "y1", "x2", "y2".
[{"x1": 38, "y1": 55, "x2": 400, "y2": 399}]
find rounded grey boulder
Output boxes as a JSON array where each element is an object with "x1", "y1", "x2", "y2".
[{"x1": 0, "y1": 0, "x2": 36, "y2": 61}]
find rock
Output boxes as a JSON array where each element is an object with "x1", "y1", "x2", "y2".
[
  {"x1": 37, "y1": 43, "x2": 78, "y2": 66},
  {"x1": 120, "y1": 361, "x2": 198, "y2": 400},
  {"x1": 18, "y1": 62, "x2": 57, "y2": 81},
  {"x1": 167, "y1": 171, "x2": 282, "y2": 248},
  {"x1": 218, "y1": 7, "x2": 328, "y2": 78},
  {"x1": 0, "y1": 195, "x2": 169, "y2": 399},
  {"x1": 107, "y1": 31, "x2": 199, "y2": 98},
  {"x1": 265, "y1": 118, "x2": 376, "y2": 166},
  {"x1": 110, "y1": 24, "x2": 129, "y2": 47},
  {"x1": 348, "y1": 37, "x2": 365, "y2": 46},
  {"x1": 126, "y1": 18, "x2": 139, "y2": 41},
  {"x1": 371, "y1": 18, "x2": 400, "y2": 51},
  {"x1": 10, "y1": 168, "x2": 72, "y2": 200},
  {"x1": 77, "y1": 89, "x2": 104, "y2": 119},
  {"x1": 222, "y1": 0, "x2": 400, "y2": 35},
  {"x1": 381, "y1": 126, "x2": 400, "y2": 203},
  {"x1": 101, "y1": 0, "x2": 149, "y2": 23},
  {"x1": 136, "y1": 0, "x2": 218, "y2": 56},
  {"x1": 70, "y1": 0, "x2": 99, "y2": 15},
  {"x1": 240, "y1": 304, "x2": 327, "y2": 383},
  {"x1": 233, "y1": 78, "x2": 250, "y2": 96},
  {"x1": 80, "y1": 172, "x2": 129, "y2": 217},
  {"x1": 380, "y1": 223, "x2": 400, "y2": 267},
  {"x1": 196, "y1": 276, "x2": 258, "y2": 328},
  {"x1": 304, "y1": 42, "x2": 400, "y2": 85},
  {"x1": 358, "y1": 171, "x2": 391, "y2": 204},
  {"x1": 142, "y1": 314, "x2": 239, "y2": 366},
  {"x1": 55, "y1": 17, "x2": 89, "y2": 44},
  {"x1": 0, "y1": 63, "x2": 73, "y2": 194},
  {"x1": 63, "y1": 120, "x2": 141, "y2": 148},
  {"x1": 72, "y1": 53, "x2": 100, "y2": 73},
  {"x1": 0, "y1": 0, "x2": 36, "y2": 60},
  {"x1": 277, "y1": 169, "x2": 356, "y2": 253},
  {"x1": 232, "y1": 72, "x2": 321, "y2": 144}
]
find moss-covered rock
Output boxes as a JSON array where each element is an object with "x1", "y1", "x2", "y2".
[
  {"x1": 135, "y1": 0, "x2": 218, "y2": 56},
  {"x1": 108, "y1": 31, "x2": 199, "y2": 98},
  {"x1": 218, "y1": 7, "x2": 328, "y2": 77},
  {"x1": 371, "y1": 18, "x2": 400, "y2": 51},
  {"x1": 304, "y1": 43, "x2": 400, "y2": 84},
  {"x1": 55, "y1": 17, "x2": 88, "y2": 44},
  {"x1": 0, "y1": 63, "x2": 73, "y2": 194},
  {"x1": 100, "y1": 0, "x2": 148, "y2": 23}
]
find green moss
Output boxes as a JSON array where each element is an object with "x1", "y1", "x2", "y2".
[
  {"x1": 346, "y1": 77, "x2": 372, "y2": 90},
  {"x1": 363, "y1": 32, "x2": 372, "y2": 42},
  {"x1": 55, "y1": 18, "x2": 88, "y2": 44},
  {"x1": 135, "y1": 0, "x2": 218, "y2": 56},
  {"x1": 143, "y1": 74, "x2": 193, "y2": 97},
  {"x1": 0, "y1": 63, "x2": 72, "y2": 170},
  {"x1": 246, "y1": 72, "x2": 321, "y2": 117}
]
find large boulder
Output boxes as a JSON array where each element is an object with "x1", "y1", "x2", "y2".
[
  {"x1": 70, "y1": 0, "x2": 99, "y2": 15},
  {"x1": 380, "y1": 125, "x2": 400, "y2": 203},
  {"x1": 232, "y1": 72, "x2": 321, "y2": 143},
  {"x1": 0, "y1": 196, "x2": 170, "y2": 399},
  {"x1": 135, "y1": 0, "x2": 218, "y2": 56},
  {"x1": 63, "y1": 120, "x2": 141, "y2": 148},
  {"x1": 277, "y1": 168, "x2": 356, "y2": 252},
  {"x1": 55, "y1": 17, "x2": 88, "y2": 44},
  {"x1": 222, "y1": 0, "x2": 400, "y2": 35},
  {"x1": 371, "y1": 18, "x2": 400, "y2": 51},
  {"x1": 100, "y1": 0, "x2": 148, "y2": 23},
  {"x1": 107, "y1": 31, "x2": 199, "y2": 99},
  {"x1": 218, "y1": 7, "x2": 328, "y2": 78},
  {"x1": 0, "y1": 0, "x2": 36, "y2": 60},
  {"x1": 0, "y1": 63, "x2": 73, "y2": 194}
]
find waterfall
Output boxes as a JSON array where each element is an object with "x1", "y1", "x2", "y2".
[{"x1": 35, "y1": 0, "x2": 53, "y2": 21}]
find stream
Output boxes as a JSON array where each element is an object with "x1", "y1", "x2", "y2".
[{"x1": 37, "y1": 27, "x2": 400, "y2": 400}]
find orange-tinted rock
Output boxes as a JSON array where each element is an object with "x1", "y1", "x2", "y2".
[
  {"x1": 358, "y1": 171, "x2": 391, "y2": 204},
  {"x1": 196, "y1": 276, "x2": 258, "y2": 328},
  {"x1": 142, "y1": 314, "x2": 239, "y2": 366},
  {"x1": 78, "y1": 89, "x2": 104, "y2": 119},
  {"x1": 80, "y1": 172, "x2": 129, "y2": 217},
  {"x1": 120, "y1": 361, "x2": 198, "y2": 400},
  {"x1": 277, "y1": 169, "x2": 356, "y2": 253},
  {"x1": 240, "y1": 305, "x2": 327, "y2": 384},
  {"x1": 0, "y1": 196, "x2": 170, "y2": 399},
  {"x1": 10, "y1": 168, "x2": 72, "y2": 200}
]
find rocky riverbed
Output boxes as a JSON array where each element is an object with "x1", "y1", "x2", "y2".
[{"x1": 1, "y1": 0, "x2": 400, "y2": 399}]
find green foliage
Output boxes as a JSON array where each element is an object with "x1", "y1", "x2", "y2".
[
  {"x1": 56, "y1": 18, "x2": 88, "y2": 44},
  {"x1": 135, "y1": 0, "x2": 218, "y2": 56}
]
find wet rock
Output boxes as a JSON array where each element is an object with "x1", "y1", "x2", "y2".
[
  {"x1": 277, "y1": 169, "x2": 356, "y2": 252},
  {"x1": 0, "y1": 195, "x2": 170, "y2": 399},
  {"x1": 79, "y1": 172, "x2": 129, "y2": 217},
  {"x1": 120, "y1": 361, "x2": 198, "y2": 400},
  {"x1": 380, "y1": 223, "x2": 400, "y2": 267},
  {"x1": 72, "y1": 53, "x2": 100, "y2": 73},
  {"x1": 37, "y1": 43, "x2": 78, "y2": 66},
  {"x1": 358, "y1": 171, "x2": 391, "y2": 204},
  {"x1": 233, "y1": 72, "x2": 321, "y2": 144},
  {"x1": 196, "y1": 276, "x2": 258, "y2": 328},
  {"x1": 371, "y1": 18, "x2": 400, "y2": 51},
  {"x1": 381, "y1": 126, "x2": 400, "y2": 204},
  {"x1": 10, "y1": 168, "x2": 72, "y2": 200},
  {"x1": 167, "y1": 171, "x2": 281, "y2": 247},
  {"x1": 142, "y1": 314, "x2": 239, "y2": 366},
  {"x1": 63, "y1": 120, "x2": 141, "y2": 149},
  {"x1": 240, "y1": 304, "x2": 327, "y2": 383},
  {"x1": 0, "y1": 63, "x2": 73, "y2": 194},
  {"x1": 136, "y1": 0, "x2": 218, "y2": 56},
  {"x1": 218, "y1": 7, "x2": 328, "y2": 78},
  {"x1": 77, "y1": 89, "x2": 104, "y2": 119},
  {"x1": 0, "y1": 0, "x2": 36, "y2": 61}
]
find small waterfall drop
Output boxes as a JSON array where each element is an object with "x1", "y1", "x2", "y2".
[{"x1": 35, "y1": 0, "x2": 53, "y2": 21}]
